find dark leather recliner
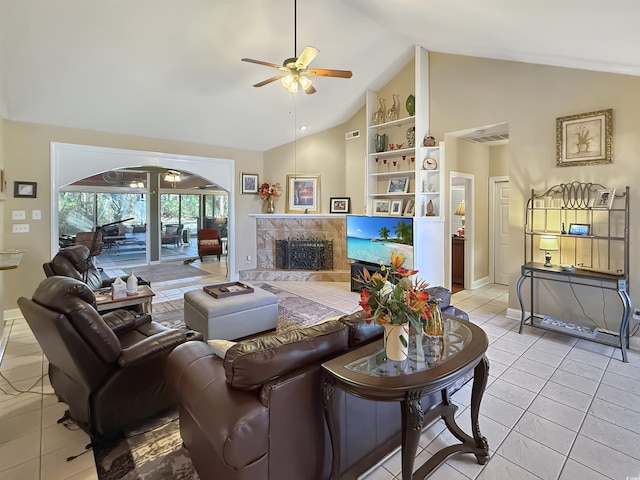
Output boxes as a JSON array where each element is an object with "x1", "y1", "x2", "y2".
[
  {"x1": 43, "y1": 245, "x2": 149, "y2": 291},
  {"x1": 18, "y1": 276, "x2": 202, "y2": 441}
]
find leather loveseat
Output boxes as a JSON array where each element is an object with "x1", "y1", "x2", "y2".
[{"x1": 165, "y1": 288, "x2": 469, "y2": 480}]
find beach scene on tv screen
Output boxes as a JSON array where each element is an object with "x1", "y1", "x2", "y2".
[{"x1": 346, "y1": 215, "x2": 414, "y2": 268}]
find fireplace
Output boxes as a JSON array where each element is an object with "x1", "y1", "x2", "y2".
[{"x1": 275, "y1": 238, "x2": 333, "y2": 271}]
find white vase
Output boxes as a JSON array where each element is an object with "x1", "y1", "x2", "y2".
[
  {"x1": 126, "y1": 272, "x2": 138, "y2": 293},
  {"x1": 383, "y1": 323, "x2": 409, "y2": 361}
]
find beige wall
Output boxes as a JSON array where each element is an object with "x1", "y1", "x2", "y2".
[
  {"x1": 263, "y1": 125, "x2": 345, "y2": 213},
  {"x1": 0, "y1": 116, "x2": 4, "y2": 336},
  {"x1": 429, "y1": 53, "x2": 640, "y2": 324},
  {"x1": 489, "y1": 144, "x2": 509, "y2": 177},
  {"x1": 2, "y1": 120, "x2": 263, "y2": 309}
]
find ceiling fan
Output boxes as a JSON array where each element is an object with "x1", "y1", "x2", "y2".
[{"x1": 241, "y1": 0, "x2": 352, "y2": 94}]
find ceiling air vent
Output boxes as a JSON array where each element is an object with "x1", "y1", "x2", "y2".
[{"x1": 345, "y1": 130, "x2": 360, "y2": 140}]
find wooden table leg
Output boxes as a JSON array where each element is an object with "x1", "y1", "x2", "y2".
[
  {"x1": 322, "y1": 374, "x2": 340, "y2": 480},
  {"x1": 400, "y1": 389, "x2": 424, "y2": 480}
]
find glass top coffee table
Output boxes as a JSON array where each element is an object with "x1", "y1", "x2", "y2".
[{"x1": 321, "y1": 317, "x2": 490, "y2": 480}]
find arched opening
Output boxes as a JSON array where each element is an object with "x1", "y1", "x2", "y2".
[{"x1": 50, "y1": 142, "x2": 237, "y2": 279}]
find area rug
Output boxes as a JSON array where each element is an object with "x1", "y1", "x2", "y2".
[
  {"x1": 122, "y1": 263, "x2": 209, "y2": 284},
  {"x1": 152, "y1": 283, "x2": 345, "y2": 333},
  {"x1": 93, "y1": 409, "x2": 197, "y2": 480}
]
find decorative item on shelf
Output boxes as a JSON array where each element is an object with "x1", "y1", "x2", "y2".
[
  {"x1": 454, "y1": 200, "x2": 465, "y2": 236},
  {"x1": 406, "y1": 126, "x2": 415, "y2": 148},
  {"x1": 406, "y1": 94, "x2": 415, "y2": 116},
  {"x1": 392, "y1": 160, "x2": 399, "y2": 172},
  {"x1": 425, "y1": 199, "x2": 436, "y2": 216},
  {"x1": 373, "y1": 98, "x2": 386, "y2": 125},
  {"x1": 374, "y1": 133, "x2": 387, "y2": 153},
  {"x1": 382, "y1": 159, "x2": 388, "y2": 172},
  {"x1": 423, "y1": 135, "x2": 436, "y2": 147},
  {"x1": 259, "y1": 182, "x2": 282, "y2": 213},
  {"x1": 410, "y1": 156, "x2": 415, "y2": 165},
  {"x1": 539, "y1": 235, "x2": 559, "y2": 267},
  {"x1": 126, "y1": 272, "x2": 138, "y2": 295},
  {"x1": 423, "y1": 157, "x2": 437, "y2": 170},
  {"x1": 389, "y1": 143, "x2": 395, "y2": 151},
  {"x1": 422, "y1": 179, "x2": 429, "y2": 193},
  {"x1": 395, "y1": 143, "x2": 404, "y2": 150},
  {"x1": 387, "y1": 94, "x2": 400, "y2": 122},
  {"x1": 354, "y1": 250, "x2": 434, "y2": 362}
]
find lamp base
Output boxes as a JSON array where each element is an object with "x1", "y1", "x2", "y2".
[{"x1": 544, "y1": 252, "x2": 552, "y2": 267}]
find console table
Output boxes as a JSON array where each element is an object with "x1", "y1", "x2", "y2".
[{"x1": 321, "y1": 317, "x2": 489, "y2": 480}]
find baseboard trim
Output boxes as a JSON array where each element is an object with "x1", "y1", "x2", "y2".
[
  {"x1": 4, "y1": 308, "x2": 23, "y2": 321},
  {"x1": 471, "y1": 276, "x2": 490, "y2": 290},
  {"x1": 506, "y1": 308, "x2": 522, "y2": 321},
  {"x1": 0, "y1": 320, "x2": 11, "y2": 366}
]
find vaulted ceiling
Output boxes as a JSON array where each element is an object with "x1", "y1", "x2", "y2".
[{"x1": 1, "y1": 0, "x2": 639, "y2": 152}]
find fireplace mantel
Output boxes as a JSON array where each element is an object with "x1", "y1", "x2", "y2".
[{"x1": 249, "y1": 214, "x2": 347, "y2": 219}]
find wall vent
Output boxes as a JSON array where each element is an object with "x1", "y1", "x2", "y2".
[{"x1": 345, "y1": 130, "x2": 360, "y2": 140}]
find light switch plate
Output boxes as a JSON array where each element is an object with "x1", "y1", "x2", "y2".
[
  {"x1": 32, "y1": 210, "x2": 41, "y2": 220},
  {"x1": 12, "y1": 210, "x2": 26, "y2": 220},
  {"x1": 13, "y1": 224, "x2": 29, "y2": 233}
]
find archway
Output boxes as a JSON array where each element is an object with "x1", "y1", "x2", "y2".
[{"x1": 50, "y1": 142, "x2": 237, "y2": 279}]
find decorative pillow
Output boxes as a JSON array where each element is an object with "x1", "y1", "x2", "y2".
[
  {"x1": 207, "y1": 339, "x2": 237, "y2": 359},
  {"x1": 165, "y1": 226, "x2": 178, "y2": 235},
  {"x1": 199, "y1": 239, "x2": 219, "y2": 246}
]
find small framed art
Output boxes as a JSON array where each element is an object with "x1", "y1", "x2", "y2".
[
  {"x1": 387, "y1": 176, "x2": 410, "y2": 194},
  {"x1": 373, "y1": 199, "x2": 391, "y2": 215},
  {"x1": 241, "y1": 173, "x2": 259, "y2": 194},
  {"x1": 329, "y1": 197, "x2": 351, "y2": 214},
  {"x1": 14, "y1": 181, "x2": 37, "y2": 198},
  {"x1": 389, "y1": 200, "x2": 403, "y2": 216},
  {"x1": 403, "y1": 199, "x2": 415, "y2": 216},
  {"x1": 593, "y1": 188, "x2": 615, "y2": 209}
]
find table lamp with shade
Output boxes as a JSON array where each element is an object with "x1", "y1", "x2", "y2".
[
  {"x1": 454, "y1": 200, "x2": 465, "y2": 236},
  {"x1": 539, "y1": 236, "x2": 559, "y2": 267}
]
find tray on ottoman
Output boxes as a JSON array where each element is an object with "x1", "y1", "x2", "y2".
[{"x1": 204, "y1": 282, "x2": 254, "y2": 298}]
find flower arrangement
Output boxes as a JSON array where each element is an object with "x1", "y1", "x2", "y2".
[
  {"x1": 354, "y1": 250, "x2": 435, "y2": 332},
  {"x1": 259, "y1": 182, "x2": 281, "y2": 201}
]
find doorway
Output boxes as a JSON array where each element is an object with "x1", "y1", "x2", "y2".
[
  {"x1": 50, "y1": 142, "x2": 237, "y2": 279},
  {"x1": 450, "y1": 172, "x2": 474, "y2": 292}
]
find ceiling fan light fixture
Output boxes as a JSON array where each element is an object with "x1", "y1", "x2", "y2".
[
  {"x1": 164, "y1": 170, "x2": 181, "y2": 183},
  {"x1": 298, "y1": 75, "x2": 312, "y2": 90},
  {"x1": 281, "y1": 74, "x2": 299, "y2": 93}
]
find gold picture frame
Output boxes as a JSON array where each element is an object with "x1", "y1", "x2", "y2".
[
  {"x1": 286, "y1": 174, "x2": 320, "y2": 213},
  {"x1": 556, "y1": 109, "x2": 612, "y2": 167}
]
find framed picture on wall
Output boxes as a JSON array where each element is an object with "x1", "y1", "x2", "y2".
[
  {"x1": 286, "y1": 174, "x2": 320, "y2": 213},
  {"x1": 241, "y1": 173, "x2": 259, "y2": 194},
  {"x1": 14, "y1": 181, "x2": 37, "y2": 198},
  {"x1": 556, "y1": 109, "x2": 612, "y2": 167}
]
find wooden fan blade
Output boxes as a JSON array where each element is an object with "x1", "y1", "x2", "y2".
[
  {"x1": 307, "y1": 68, "x2": 353, "y2": 78},
  {"x1": 253, "y1": 75, "x2": 283, "y2": 88},
  {"x1": 241, "y1": 58, "x2": 286, "y2": 70},
  {"x1": 303, "y1": 83, "x2": 317, "y2": 94},
  {"x1": 295, "y1": 46, "x2": 319, "y2": 70}
]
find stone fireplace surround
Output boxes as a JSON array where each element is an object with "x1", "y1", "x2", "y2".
[{"x1": 239, "y1": 214, "x2": 350, "y2": 282}]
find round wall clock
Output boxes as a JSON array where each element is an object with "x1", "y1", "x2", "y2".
[{"x1": 423, "y1": 157, "x2": 437, "y2": 170}]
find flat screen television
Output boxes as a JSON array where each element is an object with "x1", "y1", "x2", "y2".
[{"x1": 346, "y1": 215, "x2": 414, "y2": 269}]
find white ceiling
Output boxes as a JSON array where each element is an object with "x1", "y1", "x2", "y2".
[{"x1": 1, "y1": 0, "x2": 639, "y2": 152}]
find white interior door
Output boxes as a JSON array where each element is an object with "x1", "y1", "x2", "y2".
[{"x1": 493, "y1": 179, "x2": 510, "y2": 285}]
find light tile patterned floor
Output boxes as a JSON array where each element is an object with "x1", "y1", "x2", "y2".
[{"x1": 2, "y1": 262, "x2": 640, "y2": 479}]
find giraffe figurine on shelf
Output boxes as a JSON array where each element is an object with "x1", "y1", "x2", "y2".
[
  {"x1": 373, "y1": 98, "x2": 386, "y2": 125},
  {"x1": 387, "y1": 94, "x2": 400, "y2": 122}
]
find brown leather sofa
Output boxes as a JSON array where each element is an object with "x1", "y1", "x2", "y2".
[
  {"x1": 43, "y1": 245, "x2": 149, "y2": 291},
  {"x1": 18, "y1": 276, "x2": 202, "y2": 441},
  {"x1": 165, "y1": 289, "x2": 469, "y2": 480}
]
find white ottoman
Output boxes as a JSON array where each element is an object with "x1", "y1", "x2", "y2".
[{"x1": 184, "y1": 285, "x2": 278, "y2": 340}]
